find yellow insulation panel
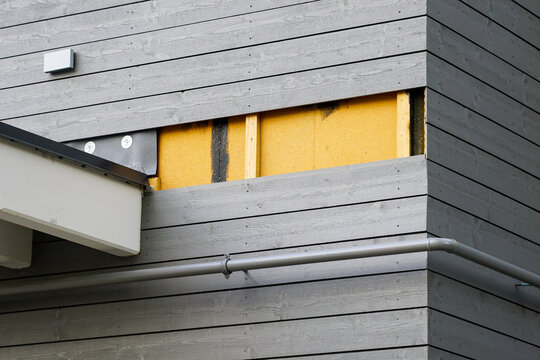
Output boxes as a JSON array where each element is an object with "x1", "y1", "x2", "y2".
[
  {"x1": 226, "y1": 116, "x2": 246, "y2": 182},
  {"x1": 157, "y1": 121, "x2": 213, "y2": 189}
]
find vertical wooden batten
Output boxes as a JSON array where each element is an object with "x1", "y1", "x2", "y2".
[{"x1": 245, "y1": 114, "x2": 261, "y2": 179}]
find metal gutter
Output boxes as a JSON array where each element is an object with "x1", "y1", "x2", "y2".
[
  {"x1": 0, "y1": 122, "x2": 148, "y2": 187},
  {"x1": 1, "y1": 238, "x2": 538, "y2": 296}
]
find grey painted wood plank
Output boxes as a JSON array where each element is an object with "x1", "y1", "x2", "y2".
[
  {"x1": 0, "y1": 0, "x2": 141, "y2": 28},
  {"x1": 0, "y1": 0, "x2": 310, "y2": 58},
  {"x1": 285, "y1": 347, "x2": 429, "y2": 360},
  {"x1": 0, "y1": 195, "x2": 427, "y2": 280},
  {"x1": 428, "y1": 272, "x2": 540, "y2": 345},
  {"x1": 0, "y1": 1, "x2": 427, "y2": 90},
  {"x1": 427, "y1": 19, "x2": 540, "y2": 113},
  {"x1": 6, "y1": 52, "x2": 427, "y2": 141},
  {"x1": 427, "y1": 54, "x2": 540, "y2": 146},
  {"x1": 427, "y1": 162, "x2": 540, "y2": 244},
  {"x1": 428, "y1": 309, "x2": 540, "y2": 360},
  {"x1": 0, "y1": 271, "x2": 427, "y2": 346},
  {"x1": 460, "y1": 0, "x2": 540, "y2": 48},
  {"x1": 0, "y1": 308, "x2": 428, "y2": 359},
  {"x1": 0, "y1": 234, "x2": 428, "y2": 312},
  {"x1": 426, "y1": 90, "x2": 540, "y2": 178},
  {"x1": 0, "y1": 18, "x2": 426, "y2": 120},
  {"x1": 427, "y1": 199, "x2": 540, "y2": 311},
  {"x1": 428, "y1": 347, "x2": 470, "y2": 360},
  {"x1": 514, "y1": 0, "x2": 540, "y2": 18},
  {"x1": 144, "y1": 156, "x2": 427, "y2": 229},
  {"x1": 427, "y1": 125, "x2": 540, "y2": 210},
  {"x1": 428, "y1": 0, "x2": 540, "y2": 79}
]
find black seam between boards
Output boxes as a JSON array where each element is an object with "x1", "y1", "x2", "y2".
[
  {"x1": 0, "y1": 1, "x2": 149, "y2": 30},
  {"x1": 457, "y1": 0, "x2": 540, "y2": 51},
  {"x1": 428, "y1": 345, "x2": 474, "y2": 360},
  {"x1": 426, "y1": 50, "x2": 540, "y2": 117},
  {"x1": 427, "y1": 157, "x2": 540, "y2": 214},
  {"x1": 141, "y1": 193, "x2": 427, "y2": 231},
  {"x1": 427, "y1": 123, "x2": 540, "y2": 181},
  {"x1": 427, "y1": 195, "x2": 539, "y2": 248},
  {"x1": 0, "y1": 13, "x2": 426, "y2": 91},
  {"x1": 427, "y1": 87, "x2": 540, "y2": 148},
  {"x1": 0, "y1": 0, "x2": 320, "y2": 60},
  {"x1": 428, "y1": 307, "x2": 540, "y2": 348},
  {"x1": 0, "y1": 269, "x2": 429, "y2": 316},
  {"x1": 511, "y1": 0, "x2": 540, "y2": 21},
  {"x1": 426, "y1": 268, "x2": 540, "y2": 315},
  {"x1": 0, "y1": 50, "x2": 425, "y2": 122},
  {"x1": 250, "y1": 345, "x2": 429, "y2": 360},
  {"x1": 427, "y1": 15, "x2": 540, "y2": 82},
  {"x1": 0, "y1": 306, "x2": 428, "y2": 348},
  {"x1": 0, "y1": 229, "x2": 427, "y2": 284}
]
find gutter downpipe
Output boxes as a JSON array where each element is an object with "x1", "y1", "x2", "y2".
[{"x1": 1, "y1": 238, "x2": 538, "y2": 297}]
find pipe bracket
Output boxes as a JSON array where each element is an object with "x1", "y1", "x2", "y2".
[{"x1": 221, "y1": 254, "x2": 231, "y2": 279}]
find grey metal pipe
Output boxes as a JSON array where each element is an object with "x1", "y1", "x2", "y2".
[{"x1": 1, "y1": 238, "x2": 538, "y2": 297}]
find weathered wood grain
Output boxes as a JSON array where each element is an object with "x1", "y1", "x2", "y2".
[
  {"x1": 427, "y1": 19, "x2": 540, "y2": 113},
  {"x1": 429, "y1": 272, "x2": 540, "y2": 346},
  {"x1": 0, "y1": 2, "x2": 427, "y2": 89},
  {"x1": 6, "y1": 52, "x2": 427, "y2": 141},
  {"x1": 428, "y1": 0, "x2": 540, "y2": 79},
  {"x1": 0, "y1": 271, "x2": 427, "y2": 346},
  {"x1": 427, "y1": 54, "x2": 540, "y2": 145},
  {"x1": 284, "y1": 347, "x2": 429, "y2": 360},
  {"x1": 0, "y1": 0, "x2": 311, "y2": 58},
  {"x1": 427, "y1": 162, "x2": 539, "y2": 244},
  {"x1": 461, "y1": 0, "x2": 540, "y2": 49},
  {"x1": 428, "y1": 309, "x2": 539, "y2": 360},
  {"x1": 427, "y1": 125, "x2": 540, "y2": 210},
  {"x1": 0, "y1": 0, "x2": 141, "y2": 28},
  {"x1": 0, "y1": 308, "x2": 428, "y2": 359},
  {"x1": 0, "y1": 234, "x2": 428, "y2": 312},
  {"x1": 426, "y1": 90, "x2": 540, "y2": 178},
  {"x1": 144, "y1": 156, "x2": 427, "y2": 229},
  {"x1": 0, "y1": 195, "x2": 427, "y2": 280}
]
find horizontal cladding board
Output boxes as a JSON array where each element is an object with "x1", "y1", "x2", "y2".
[
  {"x1": 0, "y1": 271, "x2": 427, "y2": 346},
  {"x1": 427, "y1": 19, "x2": 540, "y2": 113},
  {"x1": 0, "y1": 235, "x2": 428, "y2": 312},
  {"x1": 427, "y1": 347, "x2": 470, "y2": 360},
  {"x1": 461, "y1": 0, "x2": 540, "y2": 49},
  {"x1": 0, "y1": 18, "x2": 426, "y2": 119},
  {"x1": 428, "y1": 309, "x2": 539, "y2": 360},
  {"x1": 0, "y1": 0, "x2": 141, "y2": 28},
  {"x1": 144, "y1": 156, "x2": 427, "y2": 229},
  {"x1": 513, "y1": 0, "x2": 540, "y2": 17},
  {"x1": 428, "y1": 0, "x2": 540, "y2": 80},
  {"x1": 427, "y1": 54, "x2": 540, "y2": 145},
  {"x1": 0, "y1": 308, "x2": 428, "y2": 359},
  {"x1": 0, "y1": 195, "x2": 427, "y2": 281},
  {"x1": 426, "y1": 90, "x2": 540, "y2": 178},
  {"x1": 5, "y1": 52, "x2": 427, "y2": 141},
  {"x1": 0, "y1": 0, "x2": 311, "y2": 58},
  {"x1": 427, "y1": 162, "x2": 539, "y2": 244},
  {"x1": 427, "y1": 125, "x2": 540, "y2": 210},
  {"x1": 282, "y1": 347, "x2": 428, "y2": 360},
  {"x1": 0, "y1": 2, "x2": 427, "y2": 90},
  {"x1": 429, "y1": 272, "x2": 540, "y2": 346}
]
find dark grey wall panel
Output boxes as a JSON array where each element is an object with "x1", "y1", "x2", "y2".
[
  {"x1": 0, "y1": 0, "x2": 142, "y2": 28},
  {"x1": 428, "y1": 272, "x2": 540, "y2": 346},
  {"x1": 0, "y1": 0, "x2": 310, "y2": 58},
  {"x1": 0, "y1": 19, "x2": 426, "y2": 119},
  {"x1": 426, "y1": 90, "x2": 540, "y2": 178},
  {"x1": 144, "y1": 156, "x2": 427, "y2": 229},
  {"x1": 428, "y1": 0, "x2": 540, "y2": 79},
  {"x1": 0, "y1": 271, "x2": 427, "y2": 347},
  {"x1": 0, "y1": 308, "x2": 427, "y2": 359},
  {"x1": 0, "y1": 1, "x2": 426, "y2": 90},
  {"x1": 428, "y1": 309, "x2": 539, "y2": 360},
  {"x1": 514, "y1": 0, "x2": 540, "y2": 17},
  {"x1": 6, "y1": 52, "x2": 427, "y2": 141}
]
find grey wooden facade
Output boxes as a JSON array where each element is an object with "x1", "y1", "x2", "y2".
[{"x1": 0, "y1": 0, "x2": 538, "y2": 359}]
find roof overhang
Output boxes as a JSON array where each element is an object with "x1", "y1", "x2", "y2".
[{"x1": 0, "y1": 123, "x2": 147, "y2": 269}]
